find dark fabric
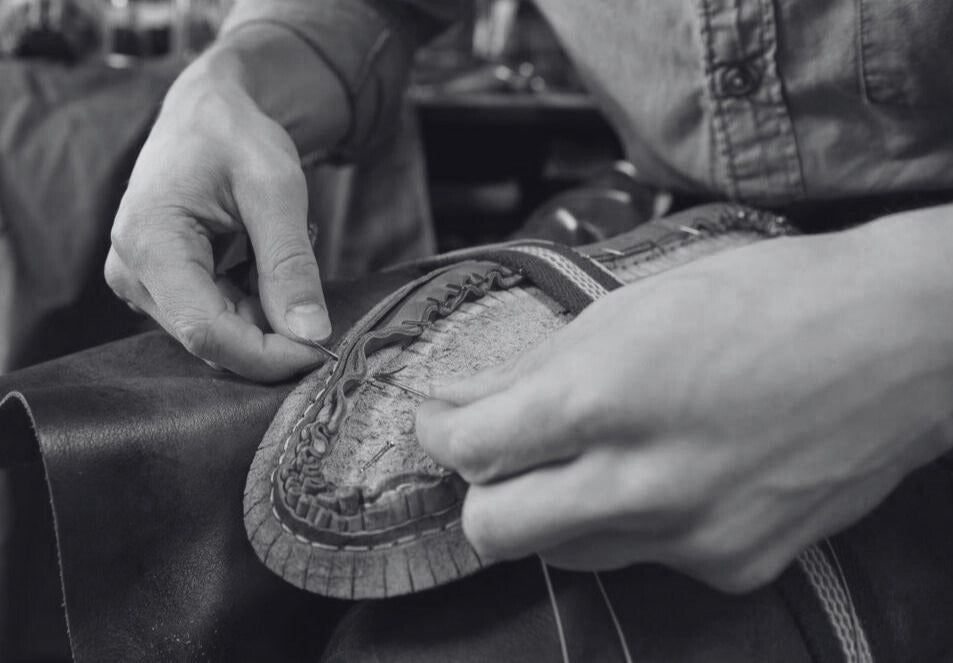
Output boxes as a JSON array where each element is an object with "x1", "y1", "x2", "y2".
[
  {"x1": 0, "y1": 267, "x2": 419, "y2": 661},
  {"x1": 0, "y1": 58, "x2": 183, "y2": 371},
  {"x1": 0, "y1": 59, "x2": 436, "y2": 659},
  {"x1": 323, "y1": 462, "x2": 953, "y2": 663},
  {"x1": 0, "y1": 59, "x2": 436, "y2": 373}
]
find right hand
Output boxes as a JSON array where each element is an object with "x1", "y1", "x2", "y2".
[{"x1": 105, "y1": 61, "x2": 332, "y2": 381}]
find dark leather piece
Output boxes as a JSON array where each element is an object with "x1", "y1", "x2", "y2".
[
  {"x1": 0, "y1": 268, "x2": 420, "y2": 661},
  {"x1": 321, "y1": 462, "x2": 953, "y2": 663}
]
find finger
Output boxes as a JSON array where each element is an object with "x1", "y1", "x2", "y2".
[
  {"x1": 540, "y1": 530, "x2": 666, "y2": 571},
  {"x1": 131, "y1": 227, "x2": 326, "y2": 381},
  {"x1": 234, "y1": 162, "x2": 331, "y2": 345},
  {"x1": 417, "y1": 371, "x2": 583, "y2": 484},
  {"x1": 430, "y1": 301, "x2": 613, "y2": 406},
  {"x1": 431, "y1": 333, "x2": 556, "y2": 405},
  {"x1": 461, "y1": 447, "x2": 630, "y2": 561},
  {"x1": 104, "y1": 247, "x2": 154, "y2": 315},
  {"x1": 461, "y1": 443, "x2": 698, "y2": 562},
  {"x1": 430, "y1": 355, "x2": 522, "y2": 405},
  {"x1": 110, "y1": 247, "x2": 244, "y2": 322},
  {"x1": 233, "y1": 292, "x2": 269, "y2": 329},
  {"x1": 429, "y1": 282, "x2": 631, "y2": 406}
]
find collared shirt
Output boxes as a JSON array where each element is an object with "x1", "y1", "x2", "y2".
[{"x1": 222, "y1": 0, "x2": 953, "y2": 206}]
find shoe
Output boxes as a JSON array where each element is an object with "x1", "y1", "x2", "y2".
[{"x1": 244, "y1": 203, "x2": 789, "y2": 599}]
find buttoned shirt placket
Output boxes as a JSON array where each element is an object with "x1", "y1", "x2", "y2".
[{"x1": 697, "y1": 0, "x2": 805, "y2": 203}]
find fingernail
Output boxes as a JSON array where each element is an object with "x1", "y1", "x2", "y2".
[
  {"x1": 203, "y1": 358, "x2": 225, "y2": 372},
  {"x1": 428, "y1": 379, "x2": 454, "y2": 398},
  {"x1": 285, "y1": 303, "x2": 331, "y2": 342}
]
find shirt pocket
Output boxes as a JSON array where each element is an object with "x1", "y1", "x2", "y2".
[{"x1": 859, "y1": 0, "x2": 953, "y2": 108}]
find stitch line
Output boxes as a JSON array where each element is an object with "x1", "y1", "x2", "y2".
[
  {"x1": 759, "y1": 0, "x2": 806, "y2": 197},
  {"x1": 261, "y1": 270, "x2": 517, "y2": 547},
  {"x1": 594, "y1": 572, "x2": 634, "y2": 663},
  {"x1": 542, "y1": 559, "x2": 570, "y2": 663},
  {"x1": 257, "y1": 218, "x2": 790, "y2": 555},
  {"x1": 696, "y1": 0, "x2": 741, "y2": 199},
  {"x1": 275, "y1": 269, "x2": 519, "y2": 511}
]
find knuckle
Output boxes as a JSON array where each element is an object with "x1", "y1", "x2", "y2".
[
  {"x1": 675, "y1": 525, "x2": 784, "y2": 593},
  {"x1": 110, "y1": 209, "x2": 136, "y2": 255},
  {"x1": 240, "y1": 152, "x2": 302, "y2": 189},
  {"x1": 709, "y1": 558, "x2": 783, "y2": 594},
  {"x1": 172, "y1": 317, "x2": 213, "y2": 357},
  {"x1": 266, "y1": 240, "x2": 318, "y2": 282},
  {"x1": 563, "y1": 380, "x2": 611, "y2": 440},
  {"x1": 413, "y1": 406, "x2": 439, "y2": 450},
  {"x1": 111, "y1": 209, "x2": 167, "y2": 269},
  {"x1": 681, "y1": 524, "x2": 742, "y2": 564},
  {"x1": 103, "y1": 253, "x2": 126, "y2": 291},
  {"x1": 273, "y1": 156, "x2": 305, "y2": 185},
  {"x1": 445, "y1": 429, "x2": 492, "y2": 483},
  {"x1": 461, "y1": 498, "x2": 498, "y2": 558}
]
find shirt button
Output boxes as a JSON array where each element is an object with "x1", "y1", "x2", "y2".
[{"x1": 718, "y1": 62, "x2": 761, "y2": 97}]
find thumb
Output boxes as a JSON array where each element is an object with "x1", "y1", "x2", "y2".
[
  {"x1": 238, "y1": 164, "x2": 332, "y2": 344},
  {"x1": 432, "y1": 333, "x2": 555, "y2": 405}
]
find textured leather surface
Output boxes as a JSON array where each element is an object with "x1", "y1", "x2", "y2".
[{"x1": 0, "y1": 268, "x2": 417, "y2": 661}]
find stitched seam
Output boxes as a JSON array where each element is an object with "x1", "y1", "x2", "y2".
[
  {"x1": 259, "y1": 268, "x2": 469, "y2": 543},
  {"x1": 268, "y1": 271, "x2": 516, "y2": 540},
  {"x1": 510, "y1": 246, "x2": 612, "y2": 300},
  {"x1": 797, "y1": 544, "x2": 873, "y2": 663},
  {"x1": 697, "y1": 0, "x2": 742, "y2": 199},
  {"x1": 753, "y1": 0, "x2": 775, "y2": 196},
  {"x1": 281, "y1": 516, "x2": 462, "y2": 552},
  {"x1": 267, "y1": 247, "x2": 616, "y2": 546},
  {"x1": 277, "y1": 243, "x2": 619, "y2": 519},
  {"x1": 760, "y1": 0, "x2": 806, "y2": 198},
  {"x1": 588, "y1": 208, "x2": 789, "y2": 263},
  {"x1": 855, "y1": 0, "x2": 872, "y2": 102}
]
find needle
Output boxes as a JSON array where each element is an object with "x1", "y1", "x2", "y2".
[
  {"x1": 303, "y1": 340, "x2": 340, "y2": 362},
  {"x1": 371, "y1": 373, "x2": 431, "y2": 399}
]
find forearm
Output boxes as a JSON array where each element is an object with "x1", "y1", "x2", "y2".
[
  {"x1": 166, "y1": 0, "x2": 460, "y2": 162},
  {"x1": 810, "y1": 203, "x2": 953, "y2": 467},
  {"x1": 167, "y1": 24, "x2": 350, "y2": 162}
]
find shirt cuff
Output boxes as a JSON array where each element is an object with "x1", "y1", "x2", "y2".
[{"x1": 221, "y1": 0, "x2": 417, "y2": 161}]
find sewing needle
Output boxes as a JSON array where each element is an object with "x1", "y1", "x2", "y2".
[
  {"x1": 303, "y1": 341, "x2": 340, "y2": 362},
  {"x1": 371, "y1": 374, "x2": 432, "y2": 400}
]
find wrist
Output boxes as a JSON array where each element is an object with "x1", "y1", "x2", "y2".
[{"x1": 167, "y1": 23, "x2": 351, "y2": 160}]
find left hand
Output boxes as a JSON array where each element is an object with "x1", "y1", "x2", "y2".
[{"x1": 416, "y1": 220, "x2": 953, "y2": 592}]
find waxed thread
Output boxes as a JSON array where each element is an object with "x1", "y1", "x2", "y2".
[
  {"x1": 594, "y1": 572, "x2": 634, "y2": 663},
  {"x1": 541, "y1": 558, "x2": 570, "y2": 663}
]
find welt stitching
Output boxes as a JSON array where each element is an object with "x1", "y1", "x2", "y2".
[
  {"x1": 265, "y1": 272, "x2": 513, "y2": 549},
  {"x1": 260, "y1": 217, "x2": 787, "y2": 552}
]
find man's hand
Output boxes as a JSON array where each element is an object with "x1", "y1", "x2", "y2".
[
  {"x1": 105, "y1": 32, "x2": 348, "y2": 381},
  {"x1": 417, "y1": 212, "x2": 953, "y2": 592}
]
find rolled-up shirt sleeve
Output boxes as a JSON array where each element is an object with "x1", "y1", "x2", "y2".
[{"x1": 220, "y1": 0, "x2": 464, "y2": 161}]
